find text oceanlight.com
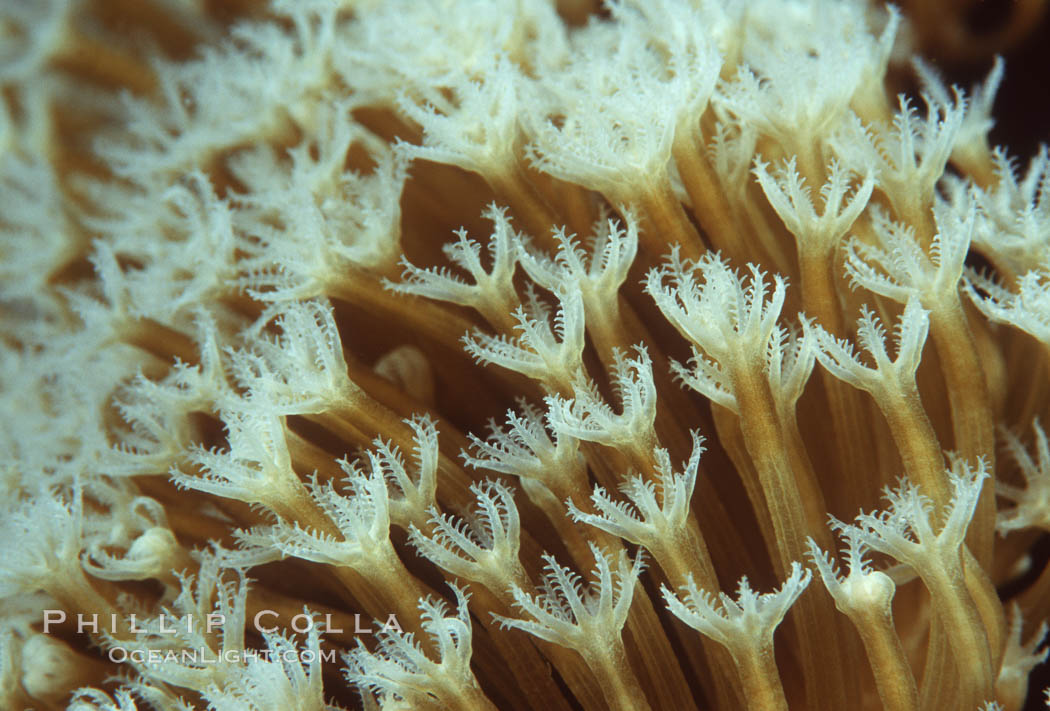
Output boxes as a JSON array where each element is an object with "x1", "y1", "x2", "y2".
[{"x1": 106, "y1": 647, "x2": 339, "y2": 665}]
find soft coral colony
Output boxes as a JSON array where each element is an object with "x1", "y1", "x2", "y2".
[{"x1": 3, "y1": 0, "x2": 1050, "y2": 709}]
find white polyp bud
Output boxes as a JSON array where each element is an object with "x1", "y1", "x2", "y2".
[
  {"x1": 84, "y1": 526, "x2": 183, "y2": 582},
  {"x1": 373, "y1": 345, "x2": 435, "y2": 407},
  {"x1": 708, "y1": 119, "x2": 758, "y2": 204},
  {"x1": 234, "y1": 113, "x2": 409, "y2": 294},
  {"x1": 21, "y1": 634, "x2": 93, "y2": 704},
  {"x1": 806, "y1": 534, "x2": 895, "y2": 617},
  {"x1": 132, "y1": 526, "x2": 178, "y2": 561},
  {"x1": 110, "y1": 371, "x2": 201, "y2": 477},
  {"x1": 845, "y1": 569, "x2": 896, "y2": 610}
]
